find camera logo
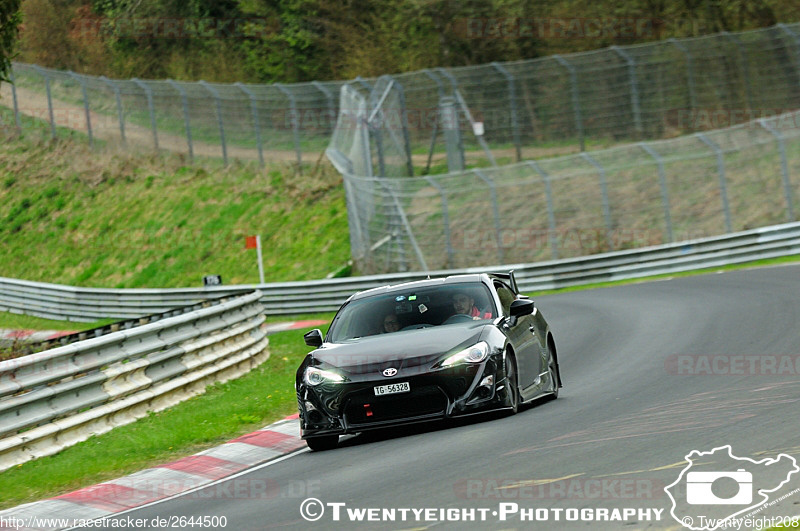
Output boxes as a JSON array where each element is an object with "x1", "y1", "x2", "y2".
[{"x1": 686, "y1": 469, "x2": 752, "y2": 505}]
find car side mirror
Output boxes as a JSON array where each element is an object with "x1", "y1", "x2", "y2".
[
  {"x1": 304, "y1": 329, "x2": 324, "y2": 347},
  {"x1": 509, "y1": 299, "x2": 534, "y2": 318}
]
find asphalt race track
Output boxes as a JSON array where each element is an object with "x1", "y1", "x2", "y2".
[{"x1": 100, "y1": 264, "x2": 800, "y2": 530}]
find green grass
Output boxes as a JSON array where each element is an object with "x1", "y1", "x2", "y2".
[
  {"x1": 0, "y1": 326, "x2": 323, "y2": 510},
  {"x1": 0, "y1": 311, "x2": 112, "y2": 331},
  {"x1": 0, "y1": 134, "x2": 351, "y2": 287}
]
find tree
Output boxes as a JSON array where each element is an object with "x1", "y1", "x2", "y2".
[{"x1": 0, "y1": 0, "x2": 22, "y2": 83}]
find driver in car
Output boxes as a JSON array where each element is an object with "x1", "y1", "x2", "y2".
[{"x1": 452, "y1": 292, "x2": 493, "y2": 320}]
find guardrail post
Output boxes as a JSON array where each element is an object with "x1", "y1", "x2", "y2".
[
  {"x1": 8, "y1": 68, "x2": 21, "y2": 131},
  {"x1": 580, "y1": 152, "x2": 614, "y2": 251},
  {"x1": 638, "y1": 143, "x2": 674, "y2": 242},
  {"x1": 276, "y1": 83, "x2": 302, "y2": 169},
  {"x1": 199, "y1": 80, "x2": 228, "y2": 165},
  {"x1": 235, "y1": 83, "x2": 263, "y2": 167},
  {"x1": 668, "y1": 38, "x2": 697, "y2": 114},
  {"x1": 167, "y1": 80, "x2": 193, "y2": 162},
  {"x1": 758, "y1": 119, "x2": 796, "y2": 221},
  {"x1": 491, "y1": 62, "x2": 522, "y2": 162},
  {"x1": 722, "y1": 32, "x2": 754, "y2": 112},
  {"x1": 67, "y1": 71, "x2": 93, "y2": 147},
  {"x1": 99, "y1": 76, "x2": 126, "y2": 145},
  {"x1": 422, "y1": 69, "x2": 445, "y2": 174},
  {"x1": 474, "y1": 169, "x2": 504, "y2": 263},
  {"x1": 610, "y1": 46, "x2": 643, "y2": 139},
  {"x1": 526, "y1": 161, "x2": 559, "y2": 259},
  {"x1": 132, "y1": 78, "x2": 158, "y2": 150},
  {"x1": 32, "y1": 65, "x2": 56, "y2": 140},
  {"x1": 424, "y1": 176, "x2": 454, "y2": 268},
  {"x1": 696, "y1": 133, "x2": 733, "y2": 233},
  {"x1": 553, "y1": 55, "x2": 585, "y2": 151}
]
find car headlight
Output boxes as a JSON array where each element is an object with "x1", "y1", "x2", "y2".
[
  {"x1": 440, "y1": 341, "x2": 490, "y2": 367},
  {"x1": 304, "y1": 366, "x2": 346, "y2": 386}
]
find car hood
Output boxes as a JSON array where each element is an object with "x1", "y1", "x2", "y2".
[{"x1": 311, "y1": 322, "x2": 489, "y2": 375}]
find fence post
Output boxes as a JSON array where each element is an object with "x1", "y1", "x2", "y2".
[
  {"x1": 422, "y1": 69, "x2": 445, "y2": 173},
  {"x1": 423, "y1": 176, "x2": 454, "y2": 268},
  {"x1": 67, "y1": 71, "x2": 93, "y2": 147},
  {"x1": 354, "y1": 76, "x2": 373, "y2": 93},
  {"x1": 439, "y1": 96, "x2": 464, "y2": 172},
  {"x1": 275, "y1": 83, "x2": 302, "y2": 169},
  {"x1": 638, "y1": 143, "x2": 674, "y2": 243},
  {"x1": 696, "y1": 133, "x2": 733, "y2": 233},
  {"x1": 474, "y1": 169, "x2": 504, "y2": 263},
  {"x1": 311, "y1": 81, "x2": 336, "y2": 134},
  {"x1": 722, "y1": 31, "x2": 754, "y2": 112},
  {"x1": 491, "y1": 62, "x2": 522, "y2": 161},
  {"x1": 526, "y1": 161, "x2": 559, "y2": 260},
  {"x1": 99, "y1": 76, "x2": 125, "y2": 145},
  {"x1": 8, "y1": 68, "x2": 21, "y2": 131},
  {"x1": 668, "y1": 38, "x2": 697, "y2": 114},
  {"x1": 758, "y1": 118, "x2": 796, "y2": 222},
  {"x1": 381, "y1": 76, "x2": 414, "y2": 176},
  {"x1": 132, "y1": 78, "x2": 158, "y2": 150},
  {"x1": 235, "y1": 83, "x2": 263, "y2": 167},
  {"x1": 435, "y1": 68, "x2": 459, "y2": 92},
  {"x1": 580, "y1": 152, "x2": 614, "y2": 251},
  {"x1": 553, "y1": 55, "x2": 585, "y2": 151},
  {"x1": 167, "y1": 80, "x2": 193, "y2": 162},
  {"x1": 610, "y1": 46, "x2": 643, "y2": 139},
  {"x1": 199, "y1": 80, "x2": 228, "y2": 165},
  {"x1": 32, "y1": 65, "x2": 56, "y2": 140}
]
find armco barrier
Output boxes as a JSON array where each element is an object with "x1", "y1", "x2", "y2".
[
  {"x1": 0, "y1": 290, "x2": 268, "y2": 472},
  {"x1": 1, "y1": 222, "x2": 799, "y2": 322}
]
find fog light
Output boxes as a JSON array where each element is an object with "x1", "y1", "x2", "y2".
[{"x1": 479, "y1": 375, "x2": 494, "y2": 388}]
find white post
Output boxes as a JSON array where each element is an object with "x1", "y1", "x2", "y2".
[{"x1": 256, "y1": 235, "x2": 265, "y2": 284}]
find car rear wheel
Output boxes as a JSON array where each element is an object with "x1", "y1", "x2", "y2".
[
  {"x1": 547, "y1": 345, "x2": 559, "y2": 400},
  {"x1": 306, "y1": 435, "x2": 338, "y2": 451},
  {"x1": 503, "y1": 352, "x2": 519, "y2": 414}
]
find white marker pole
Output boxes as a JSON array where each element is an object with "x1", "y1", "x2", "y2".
[{"x1": 256, "y1": 235, "x2": 265, "y2": 284}]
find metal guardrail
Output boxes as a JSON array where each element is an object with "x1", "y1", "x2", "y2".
[
  {"x1": 0, "y1": 291, "x2": 268, "y2": 471},
  {"x1": 1, "y1": 222, "x2": 799, "y2": 323}
]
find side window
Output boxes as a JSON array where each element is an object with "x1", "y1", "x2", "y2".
[{"x1": 494, "y1": 281, "x2": 516, "y2": 317}]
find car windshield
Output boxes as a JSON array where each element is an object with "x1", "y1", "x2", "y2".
[{"x1": 327, "y1": 282, "x2": 496, "y2": 342}]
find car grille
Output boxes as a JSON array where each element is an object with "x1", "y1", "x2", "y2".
[{"x1": 344, "y1": 385, "x2": 447, "y2": 426}]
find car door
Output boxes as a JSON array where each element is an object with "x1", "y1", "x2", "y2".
[{"x1": 494, "y1": 281, "x2": 542, "y2": 390}]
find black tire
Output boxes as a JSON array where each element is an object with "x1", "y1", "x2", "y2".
[
  {"x1": 306, "y1": 435, "x2": 338, "y2": 451},
  {"x1": 504, "y1": 352, "x2": 519, "y2": 414},
  {"x1": 547, "y1": 345, "x2": 559, "y2": 400}
]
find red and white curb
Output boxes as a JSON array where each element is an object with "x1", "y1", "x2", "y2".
[
  {"x1": 0, "y1": 329, "x2": 75, "y2": 344},
  {"x1": 0, "y1": 415, "x2": 305, "y2": 530}
]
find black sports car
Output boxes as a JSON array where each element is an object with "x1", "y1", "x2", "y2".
[{"x1": 296, "y1": 271, "x2": 562, "y2": 451}]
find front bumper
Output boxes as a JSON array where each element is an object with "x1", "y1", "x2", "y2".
[{"x1": 297, "y1": 356, "x2": 509, "y2": 439}]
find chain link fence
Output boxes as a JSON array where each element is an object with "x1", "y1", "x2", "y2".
[
  {"x1": 3, "y1": 24, "x2": 800, "y2": 170},
  {"x1": 333, "y1": 100, "x2": 800, "y2": 273}
]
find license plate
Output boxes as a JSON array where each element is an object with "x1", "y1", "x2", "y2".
[{"x1": 374, "y1": 382, "x2": 410, "y2": 396}]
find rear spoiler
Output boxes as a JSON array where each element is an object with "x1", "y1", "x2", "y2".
[{"x1": 487, "y1": 270, "x2": 519, "y2": 294}]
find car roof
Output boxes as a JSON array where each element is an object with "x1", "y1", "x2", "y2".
[{"x1": 349, "y1": 273, "x2": 491, "y2": 302}]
